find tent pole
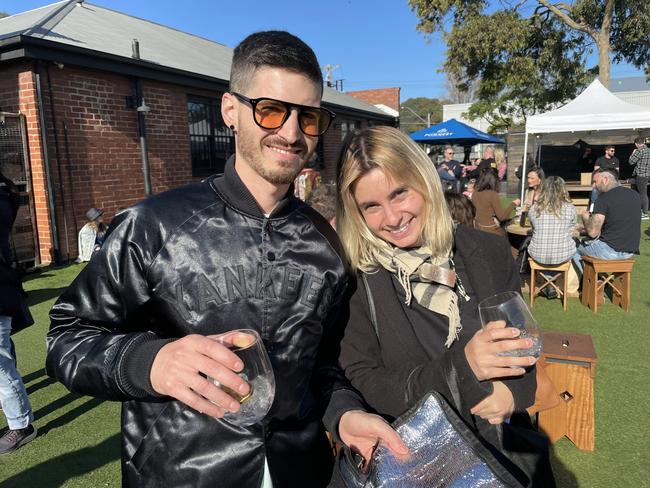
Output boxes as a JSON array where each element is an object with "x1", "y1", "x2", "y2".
[{"x1": 520, "y1": 132, "x2": 529, "y2": 203}]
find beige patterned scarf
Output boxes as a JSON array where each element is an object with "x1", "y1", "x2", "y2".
[{"x1": 375, "y1": 245, "x2": 467, "y2": 348}]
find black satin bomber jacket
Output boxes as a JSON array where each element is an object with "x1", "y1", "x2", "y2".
[{"x1": 46, "y1": 157, "x2": 364, "y2": 488}]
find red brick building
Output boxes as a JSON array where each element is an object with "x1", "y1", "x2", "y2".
[{"x1": 0, "y1": 1, "x2": 397, "y2": 265}]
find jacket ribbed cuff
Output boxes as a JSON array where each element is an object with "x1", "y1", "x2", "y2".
[
  {"x1": 118, "y1": 334, "x2": 174, "y2": 398},
  {"x1": 322, "y1": 388, "x2": 367, "y2": 444}
]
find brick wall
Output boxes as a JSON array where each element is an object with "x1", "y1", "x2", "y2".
[
  {"x1": 345, "y1": 88, "x2": 401, "y2": 112},
  {"x1": 1, "y1": 60, "x2": 55, "y2": 264},
  {"x1": 3, "y1": 60, "x2": 392, "y2": 262},
  {"x1": 36, "y1": 65, "x2": 212, "y2": 262}
]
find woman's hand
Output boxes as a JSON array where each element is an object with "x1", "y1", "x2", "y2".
[
  {"x1": 464, "y1": 320, "x2": 537, "y2": 381},
  {"x1": 470, "y1": 381, "x2": 515, "y2": 424},
  {"x1": 339, "y1": 410, "x2": 409, "y2": 463},
  {"x1": 513, "y1": 198, "x2": 521, "y2": 206}
]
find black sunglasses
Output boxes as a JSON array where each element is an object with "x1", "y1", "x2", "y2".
[{"x1": 232, "y1": 92, "x2": 335, "y2": 136}]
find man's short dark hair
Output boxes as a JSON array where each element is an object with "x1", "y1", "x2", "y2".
[
  {"x1": 634, "y1": 136, "x2": 645, "y2": 145},
  {"x1": 604, "y1": 145, "x2": 615, "y2": 151},
  {"x1": 230, "y1": 31, "x2": 323, "y2": 94}
]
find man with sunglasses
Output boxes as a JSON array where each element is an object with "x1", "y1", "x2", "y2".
[
  {"x1": 437, "y1": 146, "x2": 463, "y2": 193},
  {"x1": 594, "y1": 145, "x2": 619, "y2": 173},
  {"x1": 46, "y1": 31, "x2": 405, "y2": 488}
]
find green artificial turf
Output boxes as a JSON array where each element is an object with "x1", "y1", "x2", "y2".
[{"x1": 1, "y1": 221, "x2": 649, "y2": 487}]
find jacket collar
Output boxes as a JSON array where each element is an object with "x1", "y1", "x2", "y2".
[{"x1": 210, "y1": 155, "x2": 297, "y2": 219}]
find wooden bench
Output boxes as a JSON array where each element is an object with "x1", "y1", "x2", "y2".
[{"x1": 580, "y1": 256, "x2": 634, "y2": 312}]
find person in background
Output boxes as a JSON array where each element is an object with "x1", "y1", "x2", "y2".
[
  {"x1": 629, "y1": 136, "x2": 650, "y2": 221},
  {"x1": 573, "y1": 168, "x2": 641, "y2": 274},
  {"x1": 467, "y1": 145, "x2": 497, "y2": 178},
  {"x1": 463, "y1": 178, "x2": 476, "y2": 200},
  {"x1": 444, "y1": 192, "x2": 476, "y2": 227},
  {"x1": 75, "y1": 207, "x2": 107, "y2": 263},
  {"x1": 437, "y1": 146, "x2": 463, "y2": 193},
  {"x1": 495, "y1": 147, "x2": 507, "y2": 181},
  {"x1": 522, "y1": 167, "x2": 545, "y2": 213},
  {"x1": 0, "y1": 170, "x2": 19, "y2": 265},
  {"x1": 578, "y1": 146, "x2": 593, "y2": 173},
  {"x1": 472, "y1": 169, "x2": 520, "y2": 237},
  {"x1": 527, "y1": 177, "x2": 578, "y2": 298},
  {"x1": 0, "y1": 253, "x2": 36, "y2": 454},
  {"x1": 336, "y1": 126, "x2": 552, "y2": 487},
  {"x1": 46, "y1": 30, "x2": 405, "y2": 488},
  {"x1": 594, "y1": 145, "x2": 619, "y2": 173},
  {"x1": 306, "y1": 182, "x2": 337, "y2": 228},
  {"x1": 591, "y1": 146, "x2": 620, "y2": 205}
]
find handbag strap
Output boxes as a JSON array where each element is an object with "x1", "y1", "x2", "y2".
[{"x1": 361, "y1": 274, "x2": 379, "y2": 338}]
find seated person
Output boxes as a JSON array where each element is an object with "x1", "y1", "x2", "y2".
[
  {"x1": 472, "y1": 168, "x2": 520, "y2": 237},
  {"x1": 528, "y1": 177, "x2": 578, "y2": 297},
  {"x1": 444, "y1": 192, "x2": 475, "y2": 227},
  {"x1": 522, "y1": 167, "x2": 545, "y2": 213},
  {"x1": 437, "y1": 146, "x2": 463, "y2": 193},
  {"x1": 528, "y1": 177, "x2": 576, "y2": 266},
  {"x1": 573, "y1": 168, "x2": 640, "y2": 274},
  {"x1": 76, "y1": 207, "x2": 107, "y2": 263}
]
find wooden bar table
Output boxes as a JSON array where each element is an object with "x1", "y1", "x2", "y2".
[{"x1": 538, "y1": 331, "x2": 597, "y2": 451}]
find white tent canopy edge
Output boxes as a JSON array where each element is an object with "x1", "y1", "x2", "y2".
[{"x1": 520, "y1": 79, "x2": 650, "y2": 202}]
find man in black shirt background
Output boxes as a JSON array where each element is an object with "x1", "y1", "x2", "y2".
[
  {"x1": 594, "y1": 145, "x2": 620, "y2": 173},
  {"x1": 573, "y1": 168, "x2": 640, "y2": 275}
]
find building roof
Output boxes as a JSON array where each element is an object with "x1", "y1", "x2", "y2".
[
  {"x1": 0, "y1": 1, "x2": 393, "y2": 121},
  {"x1": 610, "y1": 76, "x2": 650, "y2": 93}
]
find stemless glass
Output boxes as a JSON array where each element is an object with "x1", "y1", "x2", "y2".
[
  {"x1": 209, "y1": 329, "x2": 275, "y2": 427},
  {"x1": 478, "y1": 291, "x2": 542, "y2": 358}
]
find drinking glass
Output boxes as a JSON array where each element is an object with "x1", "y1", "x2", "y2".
[
  {"x1": 478, "y1": 291, "x2": 542, "y2": 358},
  {"x1": 209, "y1": 329, "x2": 275, "y2": 427}
]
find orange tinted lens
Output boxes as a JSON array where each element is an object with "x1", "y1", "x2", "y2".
[
  {"x1": 255, "y1": 100, "x2": 288, "y2": 129},
  {"x1": 300, "y1": 109, "x2": 329, "y2": 136}
]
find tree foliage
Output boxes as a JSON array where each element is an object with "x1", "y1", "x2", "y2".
[
  {"x1": 400, "y1": 97, "x2": 445, "y2": 133},
  {"x1": 0, "y1": 12, "x2": 9, "y2": 19},
  {"x1": 408, "y1": 0, "x2": 650, "y2": 129}
]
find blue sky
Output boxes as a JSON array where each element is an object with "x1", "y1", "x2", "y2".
[{"x1": 3, "y1": 1, "x2": 645, "y2": 103}]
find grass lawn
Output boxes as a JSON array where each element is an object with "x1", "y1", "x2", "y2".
[{"x1": 1, "y1": 221, "x2": 650, "y2": 487}]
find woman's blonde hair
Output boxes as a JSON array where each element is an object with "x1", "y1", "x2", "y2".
[
  {"x1": 534, "y1": 176, "x2": 571, "y2": 218},
  {"x1": 494, "y1": 147, "x2": 506, "y2": 166},
  {"x1": 337, "y1": 126, "x2": 454, "y2": 272}
]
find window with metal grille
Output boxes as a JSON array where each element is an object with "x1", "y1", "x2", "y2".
[
  {"x1": 340, "y1": 120, "x2": 358, "y2": 141},
  {"x1": 187, "y1": 96, "x2": 234, "y2": 177}
]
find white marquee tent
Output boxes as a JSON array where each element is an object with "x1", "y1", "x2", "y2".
[{"x1": 521, "y1": 79, "x2": 650, "y2": 200}]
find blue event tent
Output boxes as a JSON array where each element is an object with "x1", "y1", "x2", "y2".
[{"x1": 409, "y1": 118, "x2": 505, "y2": 146}]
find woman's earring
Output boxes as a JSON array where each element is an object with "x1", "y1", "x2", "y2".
[{"x1": 229, "y1": 124, "x2": 237, "y2": 135}]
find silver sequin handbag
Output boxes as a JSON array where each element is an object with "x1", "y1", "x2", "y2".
[{"x1": 336, "y1": 391, "x2": 524, "y2": 488}]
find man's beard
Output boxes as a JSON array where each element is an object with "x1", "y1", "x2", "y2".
[{"x1": 238, "y1": 135, "x2": 310, "y2": 185}]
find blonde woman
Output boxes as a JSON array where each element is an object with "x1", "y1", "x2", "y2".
[
  {"x1": 337, "y1": 126, "x2": 553, "y2": 487},
  {"x1": 528, "y1": 177, "x2": 576, "y2": 266},
  {"x1": 495, "y1": 147, "x2": 507, "y2": 181},
  {"x1": 528, "y1": 177, "x2": 578, "y2": 297}
]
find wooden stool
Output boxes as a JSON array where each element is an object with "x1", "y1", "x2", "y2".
[
  {"x1": 538, "y1": 331, "x2": 597, "y2": 451},
  {"x1": 580, "y1": 256, "x2": 634, "y2": 312},
  {"x1": 528, "y1": 259, "x2": 571, "y2": 310}
]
